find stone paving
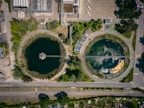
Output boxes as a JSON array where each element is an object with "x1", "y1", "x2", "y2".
[{"x1": 80, "y1": 0, "x2": 118, "y2": 20}]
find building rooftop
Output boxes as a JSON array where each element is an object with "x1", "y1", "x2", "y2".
[
  {"x1": 31, "y1": 0, "x2": 52, "y2": 12},
  {"x1": 64, "y1": 4, "x2": 73, "y2": 13},
  {"x1": 13, "y1": 0, "x2": 29, "y2": 8}
]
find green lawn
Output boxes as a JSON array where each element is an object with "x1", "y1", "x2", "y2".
[
  {"x1": 123, "y1": 32, "x2": 132, "y2": 38},
  {"x1": 57, "y1": 67, "x2": 92, "y2": 82},
  {"x1": 10, "y1": 17, "x2": 38, "y2": 54},
  {"x1": 132, "y1": 32, "x2": 136, "y2": 51},
  {"x1": 120, "y1": 68, "x2": 133, "y2": 82}
]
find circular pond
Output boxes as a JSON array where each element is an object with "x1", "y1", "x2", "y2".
[
  {"x1": 85, "y1": 37, "x2": 127, "y2": 78},
  {"x1": 24, "y1": 37, "x2": 64, "y2": 76}
]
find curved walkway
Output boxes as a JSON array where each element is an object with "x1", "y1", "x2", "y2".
[
  {"x1": 17, "y1": 30, "x2": 69, "y2": 82},
  {"x1": 79, "y1": 30, "x2": 135, "y2": 82}
]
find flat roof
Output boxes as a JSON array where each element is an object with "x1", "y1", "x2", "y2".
[
  {"x1": 64, "y1": 4, "x2": 73, "y2": 13},
  {"x1": 13, "y1": 0, "x2": 29, "y2": 7},
  {"x1": 31, "y1": 0, "x2": 52, "y2": 12}
]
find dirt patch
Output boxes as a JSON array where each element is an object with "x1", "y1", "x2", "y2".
[{"x1": 56, "y1": 26, "x2": 68, "y2": 38}]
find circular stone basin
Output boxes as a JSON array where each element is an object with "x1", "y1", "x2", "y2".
[
  {"x1": 86, "y1": 39, "x2": 125, "y2": 75},
  {"x1": 25, "y1": 37, "x2": 62, "y2": 75}
]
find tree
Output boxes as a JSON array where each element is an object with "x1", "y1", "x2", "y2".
[
  {"x1": 46, "y1": 20, "x2": 59, "y2": 30},
  {"x1": 115, "y1": 23, "x2": 127, "y2": 34},
  {"x1": 13, "y1": 66, "x2": 32, "y2": 82},
  {"x1": 68, "y1": 56, "x2": 80, "y2": 67},
  {"x1": 71, "y1": 19, "x2": 102, "y2": 45},
  {"x1": 136, "y1": 52, "x2": 144, "y2": 72},
  {"x1": 140, "y1": 36, "x2": 144, "y2": 45},
  {"x1": 54, "y1": 91, "x2": 69, "y2": 104},
  {"x1": 38, "y1": 93, "x2": 50, "y2": 108},
  {"x1": 66, "y1": 68, "x2": 80, "y2": 79},
  {"x1": 13, "y1": 66, "x2": 23, "y2": 79},
  {"x1": 98, "y1": 99, "x2": 106, "y2": 108},
  {"x1": 89, "y1": 19, "x2": 102, "y2": 32},
  {"x1": 115, "y1": 19, "x2": 138, "y2": 35},
  {"x1": 22, "y1": 75, "x2": 32, "y2": 82},
  {"x1": 126, "y1": 98, "x2": 138, "y2": 108},
  {"x1": 141, "y1": 0, "x2": 144, "y2": 3},
  {"x1": 116, "y1": 0, "x2": 142, "y2": 19}
]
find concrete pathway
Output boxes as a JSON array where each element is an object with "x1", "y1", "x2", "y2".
[
  {"x1": 0, "y1": 0, "x2": 18, "y2": 82},
  {"x1": 133, "y1": 12, "x2": 144, "y2": 88}
]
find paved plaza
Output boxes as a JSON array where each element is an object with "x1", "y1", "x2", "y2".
[{"x1": 81, "y1": 0, "x2": 118, "y2": 19}]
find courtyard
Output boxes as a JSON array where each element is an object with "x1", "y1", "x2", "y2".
[{"x1": 80, "y1": 0, "x2": 118, "y2": 19}]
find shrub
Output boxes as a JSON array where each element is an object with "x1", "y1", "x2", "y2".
[{"x1": 46, "y1": 20, "x2": 59, "y2": 30}]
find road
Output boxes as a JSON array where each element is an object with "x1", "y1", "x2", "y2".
[
  {"x1": 2, "y1": 0, "x2": 14, "y2": 68},
  {"x1": 0, "y1": 82, "x2": 134, "y2": 88},
  {"x1": 1, "y1": 0, "x2": 15, "y2": 81},
  {"x1": 0, "y1": 0, "x2": 144, "y2": 104},
  {"x1": 0, "y1": 86, "x2": 143, "y2": 103},
  {"x1": 133, "y1": 12, "x2": 144, "y2": 88}
]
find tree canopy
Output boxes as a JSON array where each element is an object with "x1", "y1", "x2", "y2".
[
  {"x1": 71, "y1": 19, "x2": 102, "y2": 44},
  {"x1": 136, "y1": 52, "x2": 144, "y2": 72},
  {"x1": 46, "y1": 20, "x2": 59, "y2": 30},
  {"x1": 115, "y1": 19, "x2": 138, "y2": 34},
  {"x1": 140, "y1": 36, "x2": 144, "y2": 45},
  {"x1": 54, "y1": 91, "x2": 69, "y2": 104},
  {"x1": 116, "y1": 0, "x2": 141, "y2": 19},
  {"x1": 115, "y1": 0, "x2": 141, "y2": 37},
  {"x1": 13, "y1": 66, "x2": 32, "y2": 82},
  {"x1": 140, "y1": 0, "x2": 144, "y2": 3},
  {"x1": 38, "y1": 93, "x2": 50, "y2": 108}
]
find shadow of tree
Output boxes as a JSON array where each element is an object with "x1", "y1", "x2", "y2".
[
  {"x1": 140, "y1": 36, "x2": 144, "y2": 45},
  {"x1": 38, "y1": 93, "x2": 50, "y2": 108},
  {"x1": 115, "y1": 0, "x2": 121, "y2": 7},
  {"x1": 54, "y1": 91, "x2": 69, "y2": 105},
  {"x1": 136, "y1": 53, "x2": 144, "y2": 72}
]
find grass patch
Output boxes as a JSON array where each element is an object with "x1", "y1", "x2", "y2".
[
  {"x1": 132, "y1": 32, "x2": 136, "y2": 50},
  {"x1": 13, "y1": 66, "x2": 32, "y2": 82},
  {"x1": 120, "y1": 68, "x2": 133, "y2": 82},
  {"x1": 46, "y1": 20, "x2": 59, "y2": 30},
  {"x1": 58, "y1": 67, "x2": 92, "y2": 82},
  {"x1": 68, "y1": 102, "x2": 74, "y2": 107},
  {"x1": 11, "y1": 17, "x2": 38, "y2": 54},
  {"x1": 71, "y1": 19, "x2": 102, "y2": 46},
  {"x1": 10, "y1": 17, "x2": 38, "y2": 81},
  {"x1": 57, "y1": 56, "x2": 92, "y2": 82},
  {"x1": 123, "y1": 31, "x2": 132, "y2": 38}
]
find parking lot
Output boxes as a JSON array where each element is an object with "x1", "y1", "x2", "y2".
[{"x1": 81, "y1": 0, "x2": 118, "y2": 19}]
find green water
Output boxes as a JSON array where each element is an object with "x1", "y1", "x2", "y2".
[
  {"x1": 25, "y1": 38, "x2": 61, "y2": 74},
  {"x1": 86, "y1": 39, "x2": 124, "y2": 71},
  {"x1": 87, "y1": 39, "x2": 124, "y2": 56}
]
